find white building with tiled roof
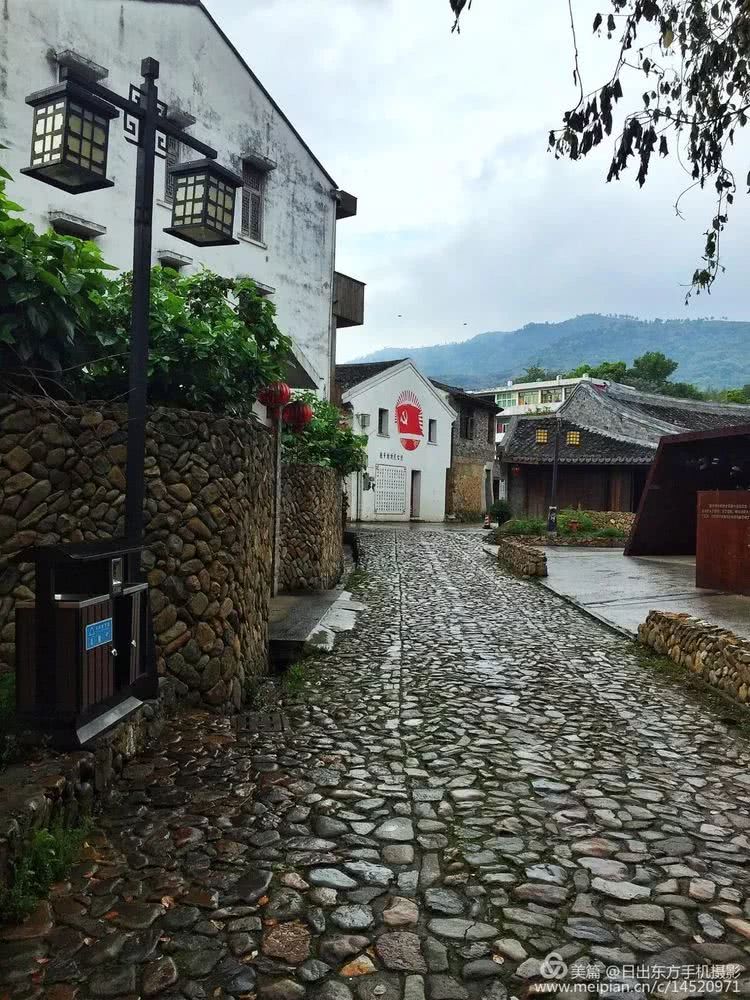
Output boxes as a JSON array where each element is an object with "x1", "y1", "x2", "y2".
[
  {"x1": 0, "y1": 0, "x2": 363, "y2": 397},
  {"x1": 336, "y1": 361, "x2": 457, "y2": 523}
]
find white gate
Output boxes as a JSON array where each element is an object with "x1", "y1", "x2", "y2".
[{"x1": 375, "y1": 464, "x2": 406, "y2": 515}]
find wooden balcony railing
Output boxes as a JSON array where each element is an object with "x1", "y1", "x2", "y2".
[{"x1": 333, "y1": 271, "x2": 365, "y2": 328}]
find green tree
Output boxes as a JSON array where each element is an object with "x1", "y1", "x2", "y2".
[
  {"x1": 281, "y1": 392, "x2": 367, "y2": 476},
  {"x1": 564, "y1": 352, "x2": 705, "y2": 400},
  {"x1": 0, "y1": 161, "x2": 114, "y2": 395},
  {"x1": 521, "y1": 364, "x2": 558, "y2": 381},
  {"x1": 448, "y1": 0, "x2": 750, "y2": 295},
  {"x1": 567, "y1": 360, "x2": 628, "y2": 381},
  {"x1": 0, "y1": 160, "x2": 291, "y2": 413},
  {"x1": 718, "y1": 386, "x2": 750, "y2": 404},
  {"x1": 86, "y1": 268, "x2": 291, "y2": 416},
  {"x1": 657, "y1": 381, "x2": 705, "y2": 401},
  {"x1": 628, "y1": 351, "x2": 678, "y2": 386}
]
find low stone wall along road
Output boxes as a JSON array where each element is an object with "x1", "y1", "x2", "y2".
[{"x1": 4, "y1": 528, "x2": 750, "y2": 1000}]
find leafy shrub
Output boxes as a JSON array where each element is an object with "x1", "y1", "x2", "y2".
[
  {"x1": 501, "y1": 517, "x2": 547, "y2": 536},
  {"x1": 281, "y1": 392, "x2": 367, "y2": 476},
  {"x1": 0, "y1": 163, "x2": 291, "y2": 414},
  {"x1": 85, "y1": 268, "x2": 291, "y2": 417},
  {"x1": 595, "y1": 526, "x2": 627, "y2": 539},
  {"x1": 0, "y1": 822, "x2": 90, "y2": 924},
  {"x1": 489, "y1": 498, "x2": 512, "y2": 524},
  {"x1": 0, "y1": 163, "x2": 113, "y2": 393},
  {"x1": 557, "y1": 508, "x2": 595, "y2": 534}
]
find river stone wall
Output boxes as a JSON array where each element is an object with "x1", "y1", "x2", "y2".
[
  {"x1": 586, "y1": 510, "x2": 636, "y2": 532},
  {"x1": 0, "y1": 395, "x2": 274, "y2": 709},
  {"x1": 279, "y1": 463, "x2": 343, "y2": 591},
  {"x1": 639, "y1": 610, "x2": 750, "y2": 705},
  {"x1": 496, "y1": 537, "x2": 548, "y2": 578}
]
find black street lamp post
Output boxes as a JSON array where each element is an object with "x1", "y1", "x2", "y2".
[
  {"x1": 19, "y1": 56, "x2": 242, "y2": 743},
  {"x1": 547, "y1": 412, "x2": 562, "y2": 535},
  {"x1": 23, "y1": 55, "x2": 241, "y2": 553}
]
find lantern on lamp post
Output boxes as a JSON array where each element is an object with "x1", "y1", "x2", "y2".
[
  {"x1": 164, "y1": 159, "x2": 242, "y2": 247},
  {"x1": 21, "y1": 80, "x2": 118, "y2": 193},
  {"x1": 258, "y1": 382, "x2": 292, "y2": 411},
  {"x1": 282, "y1": 400, "x2": 314, "y2": 432},
  {"x1": 20, "y1": 55, "x2": 243, "y2": 738}
]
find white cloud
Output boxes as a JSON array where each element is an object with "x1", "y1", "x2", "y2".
[{"x1": 205, "y1": 0, "x2": 750, "y2": 360}]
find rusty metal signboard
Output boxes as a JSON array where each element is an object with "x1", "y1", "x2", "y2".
[{"x1": 696, "y1": 491, "x2": 750, "y2": 595}]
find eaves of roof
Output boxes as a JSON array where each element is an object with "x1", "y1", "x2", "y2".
[{"x1": 135, "y1": 0, "x2": 337, "y2": 187}]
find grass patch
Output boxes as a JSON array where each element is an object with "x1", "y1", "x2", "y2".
[
  {"x1": 346, "y1": 567, "x2": 369, "y2": 592},
  {"x1": 495, "y1": 512, "x2": 626, "y2": 543},
  {"x1": 633, "y1": 643, "x2": 750, "y2": 737},
  {"x1": 500, "y1": 517, "x2": 547, "y2": 536},
  {"x1": 0, "y1": 821, "x2": 91, "y2": 925},
  {"x1": 283, "y1": 660, "x2": 308, "y2": 696},
  {"x1": 593, "y1": 526, "x2": 627, "y2": 539}
]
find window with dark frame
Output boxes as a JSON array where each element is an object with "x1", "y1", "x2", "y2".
[
  {"x1": 241, "y1": 160, "x2": 265, "y2": 242},
  {"x1": 428, "y1": 419, "x2": 437, "y2": 444},
  {"x1": 164, "y1": 135, "x2": 181, "y2": 202},
  {"x1": 567, "y1": 430, "x2": 581, "y2": 446},
  {"x1": 378, "y1": 408, "x2": 389, "y2": 436},
  {"x1": 459, "y1": 409, "x2": 475, "y2": 440},
  {"x1": 536, "y1": 428, "x2": 549, "y2": 444}
]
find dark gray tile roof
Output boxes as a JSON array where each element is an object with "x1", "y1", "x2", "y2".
[
  {"x1": 430, "y1": 380, "x2": 497, "y2": 411},
  {"x1": 502, "y1": 416, "x2": 655, "y2": 465},
  {"x1": 602, "y1": 382, "x2": 750, "y2": 432},
  {"x1": 335, "y1": 360, "x2": 407, "y2": 393}
]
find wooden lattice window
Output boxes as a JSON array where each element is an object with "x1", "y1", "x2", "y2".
[
  {"x1": 536, "y1": 428, "x2": 548, "y2": 444},
  {"x1": 566, "y1": 430, "x2": 581, "y2": 446},
  {"x1": 164, "y1": 136, "x2": 181, "y2": 202},
  {"x1": 241, "y1": 161, "x2": 265, "y2": 241}
]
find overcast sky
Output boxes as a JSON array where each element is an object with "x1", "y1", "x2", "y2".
[{"x1": 206, "y1": 0, "x2": 750, "y2": 361}]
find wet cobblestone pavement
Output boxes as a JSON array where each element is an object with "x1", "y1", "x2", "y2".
[{"x1": 4, "y1": 529, "x2": 750, "y2": 1000}]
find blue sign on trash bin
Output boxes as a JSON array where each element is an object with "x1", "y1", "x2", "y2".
[{"x1": 85, "y1": 617, "x2": 113, "y2": 651}]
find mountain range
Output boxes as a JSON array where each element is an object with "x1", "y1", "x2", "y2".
[{"x1": 350, "y1": 314, "x2": 750, "y2": 389}]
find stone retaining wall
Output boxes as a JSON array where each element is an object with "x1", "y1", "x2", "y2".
[
  {"x1": 585, "y1": 510, "x2": 636, "y2": 532},
  {"x1": 0, "y1": 676, "x2": 179, "y2": 891},
  {"x1": 515, "y1": 534, "x2": 626, "y2": 549},
  {"x1": 0, "y1": 395, "x2": 274, "y2": 709},
  {"x1": 279, "y1": 464, "x2": 343, "y2": 591},
  {"x1": 639, "y1": 611, "x2": 750, "y2": 704},
  {"x1": 497, "y1": 537, "x2": 548, "y2": 578}
]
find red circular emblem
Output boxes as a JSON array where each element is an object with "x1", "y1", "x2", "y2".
[{"x1": 395, "y1": 390, "x2": 424, "y2": 451}]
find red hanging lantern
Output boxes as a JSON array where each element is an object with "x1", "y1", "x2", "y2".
[
  {"x1": 282, "y1": 400, "x2": 314, "y2": 432},
  {"x1": 511, "y1": 465, "x2": 522, "y2": 477},
  {"x1": 258, "y1": 381, "x2": 291, "y2": 409}
]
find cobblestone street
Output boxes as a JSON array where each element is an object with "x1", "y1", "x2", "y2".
[{"x1": 4, "y1": 528, "x2": 750, "y2": 1000}]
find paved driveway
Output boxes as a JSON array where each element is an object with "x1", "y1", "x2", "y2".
[{"x1": 4, "y1": 529, "x2": 750, "y2": 1000}]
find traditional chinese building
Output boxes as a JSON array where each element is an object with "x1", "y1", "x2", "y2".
[
  {"x1": 500, "y1": 380, "x2": 750, "y2": 517},
  {"x1": 336, "y1": 361, "x2": 456, "y2": 522},
  {"x1": 430, "y1": 382, "x2": 498, "y2": 517},
  {"x1": 0, "y1": 0, "x2": 364, "y2": 398}
]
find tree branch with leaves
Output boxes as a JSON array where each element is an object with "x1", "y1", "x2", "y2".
[{"x1": 449, "y1": 0, "x2": 750, "y2": 297}]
